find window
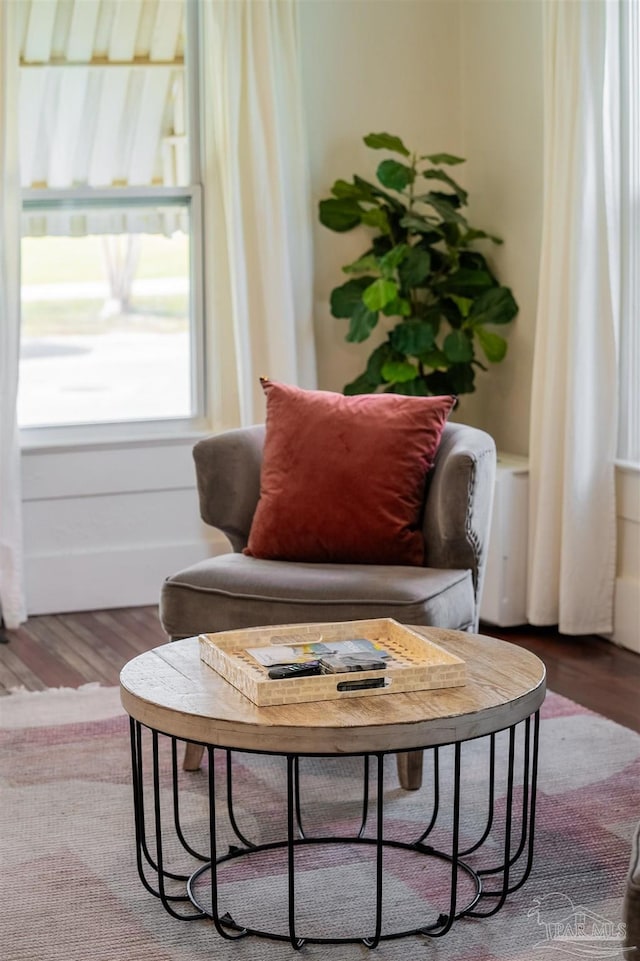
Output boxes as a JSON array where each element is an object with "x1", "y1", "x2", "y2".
[{"x1": 17, "y1": 0, "x2": 203, "y2": 437}]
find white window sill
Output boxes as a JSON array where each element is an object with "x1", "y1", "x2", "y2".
[
  {"x1": 615, "y1": 459, "x2": 640, "y2": 474},
  {"x1": 19, "y1": 420, "x2": 211, "y2": 455}
]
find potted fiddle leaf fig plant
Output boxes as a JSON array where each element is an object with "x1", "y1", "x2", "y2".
[{"x1": 319, "y1": 132, "x2": 518, "y2": 397}]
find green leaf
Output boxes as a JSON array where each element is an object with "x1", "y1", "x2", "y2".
[
  {"x1": 319, "y1": 198, "x2": 362, "y2": 232},
  {"x1": 364, "y1": 132, "x2": 411, "y2": 156},
  {"x1": 360, "y1": 206, "x2": 391, "y2": 233},
  {"x1": 459, "y1": 249, "x2": 494, "y2": 273},
  {"x1": 353, "y1": 176, "x2": 407, "y2": 212},
  {"x1": 416, "y1": 190, "x2": 462, "y2": 209},
  {"x1": 442, "y1": 268, "x2": 495, "y2": 296},
  {"x1": 381, "y1": 359, "x2": 418, "y2": 383},
  {"x1": 475, "y1": 327, "x2": 508, "y2": 362},
  {"x1": 342, "y1": 254, "x2": 380, "y2": 275},
  {"x1": 371, "y1": 236, "x2": 394, "y2": 258},
  {"x1": 344, "y1": 372, "x2": 377, "y2": 395},
  {"x1": 462, "y1": 227, "x2": 503, "y2": 245},
  {"x1": 468, "y1": 286, "x2": 519, "y2": 326},
  {"x1": 331, "y1": 179, "x2": 372, "y2": 201},
  {"x1": 346, "y1": 302, "x2": 379, "y2": 342},
  {"x1": 426, "y1": 365, "x2": 474, "y2": 395},
  {"x1": 376, "y1": 159, "x2": 415, "y2": 192},
  {"x1": 422, "y1": 169, "x2": 468, "y2": 205},
  {"x1": 420, "y1": 347, "x2": 448, "y2": 369},
  {"x1": 329, "y1": 277, "x2": 373, "y2": 318},
  {"x1": 362, "y1": 277, "x2": 398, "y2": 311},
  {"x1": 415, "y1": 304, "x2": 442, "y2": 326},
  {"x1": 365, "y1": 343, "x2": 394, "y2": 383},
  {"x1": 429, "y1": 247, "x2": 455, "y2": 275},
  {"x1": 390, "y1": 319, "x2": 435, "y2": 355},
  {"x1": 380, "y1": 297, "x2": 411, "y2": 318},
  {"x1": 443, "y1": 330, "x2": 474, "y2": 363},
  {"x1": 447, "y1": 364, "x2": 476, "y2": 394},
  {"x1": 398, "y1": 247, "x2": 431, "y2": 287},
  {"x1": 414, "y1": 307, "x2": 442, "y2": 338},
  {"x1": 448, "y1": 294, "x2": 473, "y2": 318},
  {"x1": 422, "y1": 153, "x2": 465, "y2": 166},
  {"x1": 391, "y1": 377, "x2": 430, "y2": 396},
  {"x1": 440, "y1": 222, "x2": 462, "y2": 250},
  {"x1": 440, "y1": 297, "x2": 464, "y2": 329},
  {"x1": 399, "y1": 214, "x2": 443, "y2": 238},
  {"x1": 422, "y1": 193, "x2": 468, "y2": 225},
  {"x1": 379, "y1": 244, "x2": 409, "y2": 274}
]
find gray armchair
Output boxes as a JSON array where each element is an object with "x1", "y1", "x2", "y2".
[{"x1": 160, "y1": 420, "x2": 496, "y2": 785}]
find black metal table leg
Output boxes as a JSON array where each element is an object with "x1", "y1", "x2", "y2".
[
  {"x1": 127, "y1": 710, "x2": 541, "y2": 945},
  {"x1": 128, "y1": 720, "x2": 205, "y2": 918}
]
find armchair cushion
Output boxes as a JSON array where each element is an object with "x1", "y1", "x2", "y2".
[
  {"x1": 244, "y1": 380, "x2": 454, "y2": 566},
  {"x1": 160, "y1": 553, "x2": 475, "y2": 639}
]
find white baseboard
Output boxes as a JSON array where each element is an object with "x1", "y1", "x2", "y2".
[
  {"x1": 612, "y1": 577, "x2": 640, "y2": 654},
  {"x1": 25, "y1": 535, "x2": 229, "y2": 616}
]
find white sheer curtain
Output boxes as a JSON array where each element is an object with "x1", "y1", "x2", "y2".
[
  {"x1": 528, "y1": 0, "x2": 620, "y2": 635},
  {"x1": 0, "y1": 2, "x2": 26, "y2": 628},
  {"x1": 618, "y1": 0, "x2": 640, "y2": 465},
  {"x1": 199, "y1": 0, "x2": 316, "y2": 429}
]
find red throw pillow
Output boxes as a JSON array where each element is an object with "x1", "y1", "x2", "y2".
[{"x1": 244, "y1": 380, "x2": 455, "y2": 566}]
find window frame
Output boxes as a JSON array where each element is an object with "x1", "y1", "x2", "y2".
[{"x1": 18, "y1": 0, "x2": 206, "y2": 449}]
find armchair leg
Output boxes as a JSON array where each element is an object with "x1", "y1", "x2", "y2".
[
  {"x1": 183, "y1": 741, "x2": 205, "y2": 771},
  {"x1": 396, "y1": 750, "x2": 424, "y2": 790}
]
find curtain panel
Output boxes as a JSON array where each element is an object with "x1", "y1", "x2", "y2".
[
  {"x1": 527, "y1": 0, "x2": 620, "y2": 635},
  {"x1": 199, "y1": 0, "x2": 317, "y2": 430},
  {"x1": 0, "y1": 2, "x2": 26, "y2": 628},
  {"x1": 618, "y1": 0, "x2": 640, "y2": 465}
]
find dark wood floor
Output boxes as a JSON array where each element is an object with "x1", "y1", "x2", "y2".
[
  {"x1": 487, "y1": 624, "x2": 640, "y2": 733},
  {"x1": 1, "y1": 607, "x2": 638, "y2": 732}
]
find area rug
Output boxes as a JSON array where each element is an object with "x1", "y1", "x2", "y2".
[{"x1": 1, "y1": 686, "x2": 637, "y2": 961}]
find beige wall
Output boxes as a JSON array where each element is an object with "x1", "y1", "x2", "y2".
[
  {"x1": 459, "y1": 0, "x2": 543, "y2": 455},
  {"x1": 300, "y1": 0, "x2": 544, "y2": 456},
  {"x1": 299, "y1": 0, "x2": 463, "y2": 394}
]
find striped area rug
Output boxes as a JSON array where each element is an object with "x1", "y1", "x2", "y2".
[{"x1": 1, "y1": 687, "x2": 637, "y2": 961}]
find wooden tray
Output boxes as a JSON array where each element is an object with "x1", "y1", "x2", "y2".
[{"x1": 199, "y1": 618, "x2": 465, "y2": 707}]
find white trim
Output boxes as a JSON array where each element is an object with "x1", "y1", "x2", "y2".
[
  {"x1": 20, "y1": 60, "x2": 185, "y2": 70},
  {"x1": 22, "y1": 185, "x2": 198, "y2": 204},
  {"x1": 615, "y1": 459, "x2": 640, "y2": 474},
  {"x1": 20, "y1": 414, "x2": 210, "y2": 450},
  {"x1": 611, "y1": 577, "x2": 640, "y2": 654},
  {"x1": 616, "y1": 464, "x2": 640, "y2": 523},
  {"x1": 189, "y1": 182, "x2": 206, "y2": 420},
  {"x1": 20, "y1": 427, "x2": 209, "y2": 455},
  {"x1": 20, "y1": 436, "x2": 226, "y2": 616},
  {"x1": 24, "y1": 537, "x2": 228, "y2": 616}
]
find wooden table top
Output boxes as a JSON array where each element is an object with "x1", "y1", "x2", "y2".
[{"x1": 120, "y1": 628, "x2": 546, "y2": 754}]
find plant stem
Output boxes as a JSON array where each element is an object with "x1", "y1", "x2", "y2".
[{"x1": 408, "y1": 154, "x2": 417, "y2": 212}]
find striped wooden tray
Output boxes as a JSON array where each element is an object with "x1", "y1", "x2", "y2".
[{"x1": 199, "y1": 618, "x2": 466, "y2": 707}]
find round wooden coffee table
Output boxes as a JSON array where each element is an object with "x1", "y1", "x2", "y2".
[{"x1": 120, "y1": 627, "x2": 545, "y2": 949}]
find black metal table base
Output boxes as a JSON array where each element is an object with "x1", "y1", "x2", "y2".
[{"x1": 128, "y1": 713, "x2": 539, "y2": 948}]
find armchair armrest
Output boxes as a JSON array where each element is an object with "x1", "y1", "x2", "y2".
[
  {"x1": 193, "y1": 425, "x2": 265, "y2": 551},
  {"x1": 423, "y1": 422, "x2": 496, "y2": 629}
]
